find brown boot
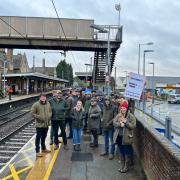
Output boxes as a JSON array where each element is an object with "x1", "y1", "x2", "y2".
[
  {"x1": 118, "y1": 155, "x2": 125, "y2": 172},
  {"x1": 120, "y1": 156, "x2": 130, "y2": 173},
  {"x1": 54, "y1": 145, "x2": 59, "y2": 150},
  {"x1": 42, "y1": 149, "x2": 51, "y2": 153},
  {"x1": 36, "y1": 153, "x2": 43, "y2": 157}
]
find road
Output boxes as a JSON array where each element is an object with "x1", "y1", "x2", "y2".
[
  {"x1": 138, "y1": 99, "x2": 180, "y2": 147},
  {"x1": 146, "y1": 100, "x2": 180, "y2": 129}
]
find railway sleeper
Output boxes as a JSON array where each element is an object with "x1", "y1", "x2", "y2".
[
  {"x1": 0, "y1": 150, "x2": 16, "y2": 155},
  {"x1": 0, "y1": 145, "x2": 22, "y2": 149},
  {"x1": 10, "y1": 138, "x2": 29, "y2": 141},
  {"x1": 19, "y1": 132, "x2": 35, "y2": 135},
  {"x1": 0, "y1": 156, "x2": 11, "y2": 163},
  {"x1": 14, "y1": 135, "x2": 32, "y2": 138},
  {"x1": 5, "y1": 141, "x2": 25, "y2": 145}
]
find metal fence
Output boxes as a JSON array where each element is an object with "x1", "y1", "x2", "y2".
[{"x1": 92, "y1": 25, "x2": 122, "y2": 41}]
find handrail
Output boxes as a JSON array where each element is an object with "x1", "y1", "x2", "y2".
[{"x1": 92, "y1": 25, "x2": 123, "y2": 41}]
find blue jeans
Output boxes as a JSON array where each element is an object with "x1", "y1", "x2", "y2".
[
  {"x1": 103, "y1": 129, "x2": 115, "y2": 155},
  {"x1": 73, "y1": 128, "x2": 82, "y2": 145}
]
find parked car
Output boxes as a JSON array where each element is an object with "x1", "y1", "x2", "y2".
[{"x1": 167, "y1": 94, "x2": 180, "y2": 104}]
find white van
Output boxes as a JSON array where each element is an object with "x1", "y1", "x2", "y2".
[{"x1": 167, "y1": 94, "x2": 180, "y2": 104}]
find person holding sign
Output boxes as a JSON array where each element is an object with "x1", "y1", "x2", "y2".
[{"x1": 113, "y1": 101, "x2": 136, "y2": 173}]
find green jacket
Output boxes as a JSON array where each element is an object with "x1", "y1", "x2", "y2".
[
  {"x1": 102, "y1": 104, "x2": 117, "y2": 130},
  {"x1": 112, "y1": 101, "x2": 119, "y2": 115},
  {"x1": 113, "y1": 111, "x2": 136, "y2": 145},
  {"x1": 88, "y1": 105, "x2": 101, "y2": 130},
  {"x1": 84, "y1": 98, "x2": 91, "y2": 113},
  {"x1": 65, "y1": 96, "x2": 74, "y2": 118},
  {"x1": 49, "y1": 98, "x2": 69, "y2": 121},
  {"x1": 31, "y1": 101, "x2": 52, "y2": 128},
  {"x1": 71, "y1": 108, "x2": 86, "y2": 128}
]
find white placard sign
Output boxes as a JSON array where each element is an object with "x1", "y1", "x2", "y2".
[{"x1": 124, "y1": 72, "x2": 146, "y2": 100}]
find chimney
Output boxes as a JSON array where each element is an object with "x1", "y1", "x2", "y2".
[
  {"x1": 7, "y1": 49, "x2": 13, "y2": 61},
  {"x1": 33, "y1": 56, "x2": 35, "y2": 72},
  {"x1": 6, "y1": 48, "x2": 13, "y2": 72},
  {"x1": 42, "y1": 58, "x2": 45, "y2": 68}
]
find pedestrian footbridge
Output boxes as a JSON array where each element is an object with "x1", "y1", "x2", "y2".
[{"x1": 0, "y1": 16, "x2": 122, "y2": 83}]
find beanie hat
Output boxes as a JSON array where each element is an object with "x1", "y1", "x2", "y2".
[
  {"x1": 120, "y1": 101, "x2": 129, "y2": 109},
  {"x1": 104, "y1": 96, "x2": 111, "y2": 101},
  {"x1": 91, "y1": 97, "x2": 97, "y2": 102}
]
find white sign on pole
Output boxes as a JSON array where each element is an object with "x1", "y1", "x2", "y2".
[{"x1": 124, "y1": 72, "x2": 146, "y2": 100}]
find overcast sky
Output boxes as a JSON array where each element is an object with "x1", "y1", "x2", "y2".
[{"x1": 1, "y1": 0, "x2": 180, "y2": 77}]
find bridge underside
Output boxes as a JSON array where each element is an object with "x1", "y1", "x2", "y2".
[
  {"x1": 0, "y1": 38, "x2": 121, "y2": 83},
  {"x1": 0, "y1": 38, "x2": 120, "y2": 52}
]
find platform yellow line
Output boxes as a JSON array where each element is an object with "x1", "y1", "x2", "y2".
[
  {"x1": 43, "y1": 145, "x2": 61, "y2": 180},
  {"x1": 2, "y1": 165, "x2": 33, "y2": 180},
  {"x1": 16, "y1": 165, "x2": 33, "y2": 175},
  {"x1": 9, "y1": 164, "x2": 20, "y2": 180}
]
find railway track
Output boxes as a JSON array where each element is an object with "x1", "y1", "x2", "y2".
[
  {"x1": 0, "y1": 97, "x2": 52, "y2": 170},
  {"x1": 0, "y1": 107, "x2": 36, "y2": 170},
  {"x1": 0, "y1": 103, "x2": 33, "y2": 119},
  {"x1": 0, "y1": 110, "x2": 30, "y2": 127}
]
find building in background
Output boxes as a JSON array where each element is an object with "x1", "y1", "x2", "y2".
[
  {"x1": 0, "y1": 49, "x2": 67, "y2": 96},
  {"x1": 31, "y1": 58, "x2": 56, "y2": 77},
  {"x1": 13, "y1": 53, "x2": 30, "y2": 73},
  {"x1": 0, "y1": 48, "x2": 29, "y2": 75}
]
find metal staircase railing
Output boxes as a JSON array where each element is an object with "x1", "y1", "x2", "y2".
[{"x1": 93, "y1": 50, "x2": 116, "y2": 83}]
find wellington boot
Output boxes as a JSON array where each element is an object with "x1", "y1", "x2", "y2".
[
  {"x1": 118, "y1": 155, "x2": 125, "y2": 172},
  {"x1": 120, "y1": 156, "x2": 130, "y2": 173}
]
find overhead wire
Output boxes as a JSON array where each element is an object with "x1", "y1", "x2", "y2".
[
  {"x1": 0, "y1": 16, "x2": 68, "y2": 69},
  {"x1": 0, "y1": 16, "x2": 45, "y2": 55},
  {"x1": 51, "y1": 0, "x2": 82, "y2": 71},
  {"x1": 0, "y1": 2, "x2": 82, "y2": 71}
]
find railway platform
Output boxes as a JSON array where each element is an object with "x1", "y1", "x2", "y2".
[
  {"x1": 0, "y1": 95, "x2": 179, "y2": 179},
  {"x1": 0, "y1": 131, "x2": 146, "y2": 180},
  {"x1": 0, "y1": 92, "x2": 52, "y2": 105}
]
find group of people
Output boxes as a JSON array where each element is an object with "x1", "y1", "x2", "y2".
[{"x1": 31, "y1": 88, "x2": 136, "y2": 173}]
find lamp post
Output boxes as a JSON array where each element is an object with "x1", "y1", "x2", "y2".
[
  {"x1": 143, "y1": 50, "x2": 154, "y2": 112},
  {"x1": 149, "y1": 62, "x2": 155, "y2": 115},
  {"x1": 0, "y1": 53, "x2": 7, "y2": 97},
  {"x1": 114, "y1": 66, "x2": 121, "y2": 91},
  {"x1": 90, "y1": 24, "x2": 111, "y2": 95},
  {"x1": 138, "y1": 42, "x2": 153, "y2": 74},
  {"x1": 123, "y1": 70, "x2": 128, "y2": 86},
  {"x1": 115, "y1": 3, "x2": 121, "y2": 27},
  {"x1": 84, "y1": 63, "x2": 89, "y2": 83}
]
